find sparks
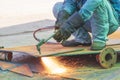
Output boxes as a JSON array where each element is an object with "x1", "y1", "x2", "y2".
[{"x1": 41, "y1": 57, "x2": 67, "y2": 74}]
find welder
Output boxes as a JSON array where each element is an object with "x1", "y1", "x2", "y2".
[{"x1": 53, "y1": 0, "x2": 120, "y2": 50}]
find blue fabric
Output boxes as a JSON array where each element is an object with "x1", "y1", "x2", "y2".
[
  {"x1": 62, "y1": 0, "x2": 87, "y2": 15},
  {"x1": 110, "y1": 0, "x2": 120, "y2": 13},
  {"x1": 62, "y1": 0, "x2": 77, "y2": 15},
  {"x1": 109, "y1": 0, "x2": 120, "y2": 21},
  {"x1": 53, "y1": 0, "x2": 119, "y2": 45},
  {"x1": 62, "y1": 0, "x2": 120, "y2": 21},
  {"x1": 78, "y1": 0, "x2": 103, "y2": 21}
]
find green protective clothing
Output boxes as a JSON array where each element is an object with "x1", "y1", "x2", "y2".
[
  {"x1": 53, "y1": 0, "x2": 119, "y2": 50},
  {"x1": 53, "y1": 12, "x2": 84, "y2": 42}
]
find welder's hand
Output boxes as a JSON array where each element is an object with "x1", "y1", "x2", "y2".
[
  {"x1": 53, "y1": 27, "x2": 71, "y2": 42},
  {"x1": 53, "y1": 30, "x2": 63, "y2": 42},
  {"x1": 55, "y1": 10, "x2": 70, "y2": 30}
]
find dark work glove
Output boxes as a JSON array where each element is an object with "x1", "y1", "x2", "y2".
[
  {"x1": 55, "y1": 10, "x2": 70, "y2": 30},
  {"x1": 54, "y1": 12, "x2": 85, "y2": 43},
  {"x1": 53, "y1": 27, "x2": 72, "y2": 42}
]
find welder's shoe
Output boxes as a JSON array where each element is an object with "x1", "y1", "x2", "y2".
[
  {"x1": 61, "y1": 40, "x2": 91, "y2": 47},
  {"x1": 90, "y1": 41, "x2": 106, "y2": 50}
]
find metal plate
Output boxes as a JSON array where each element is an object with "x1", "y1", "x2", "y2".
[
  {"x1": 0, "y1": 61, "x2": 16, "y2": 70},
  {"x1": 10, "y1": 64, "x2": 33, "y2": 77}
]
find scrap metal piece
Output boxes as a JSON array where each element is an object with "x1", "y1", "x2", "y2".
[
  {"x1": 10, "y1": 64, "x2": 33, "y2": 77},
  {"x1": 98, "y1": 47, "x2": 117, "y2": 68},
  {"x1": 0, "y1": 50, "x2": 13, "y2": 61},
  {"x1": 24, "y1": 57, "x2": 44, "y2": 73},
  {"x1": 107, "y1": 39, "x2": 120, "y2": 46},
  {"x1": 0, "y1": 61, "x2": 33, "y2": 77},
  {"x1": 0, "y1": 61, "x2": 16, "y2": 70}
]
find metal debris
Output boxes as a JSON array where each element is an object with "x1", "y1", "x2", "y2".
[
  {"x1": 10, "y1": 64, "x2": 33, "y2": 77},
  {"x1": 0, "y1": 50, "x2": 13, "y2": 61},
  {"x1": 0, "y1": 61, "x2": 16, "y2": 70}
]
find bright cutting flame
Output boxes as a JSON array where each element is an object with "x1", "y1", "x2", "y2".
[{"x1": 41, "y1": 57, "x2": 67, "y2": 74}]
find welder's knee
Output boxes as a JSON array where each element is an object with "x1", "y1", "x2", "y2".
[{"x1": 52, "y1": 2, "x2": 63, "y2": 18}]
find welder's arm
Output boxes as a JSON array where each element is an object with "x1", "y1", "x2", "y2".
[
  {"x1": 55, "y1": 0, "x2": 77, "y2": 29},
  {"x1": 54, "y1": 12, "x2": 84, "y2": 42},
  {"x1": 54, "y1": 0, "x2": 103, "y2": 42},
  {"x1": 55, "y1": 10, "x2": 70, "y2": 30},
  {"x1": 78, "y1": 0, "x2": 103, "y2": 21}
]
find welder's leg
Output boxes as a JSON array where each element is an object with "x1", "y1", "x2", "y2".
[
  {"x1": 89, "y1": 0, "x2": 119, "y2": 50},
  {"x1": 73, "y1": 21, "x2": 92, "y2": 44},
  {"x1": 105, "y1": 1, "x2": 119, "y2": 35}
]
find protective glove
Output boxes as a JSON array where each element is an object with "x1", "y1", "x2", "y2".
[
  {"x1": 54, "y1": 12, "x2": 85, "y2": 42},
  {"x1": 55, "y1": 10, "x2": 70, "y2": 30},
  {"x1": 53, "y1": 24, "x2": 73, "y2": 42}
]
